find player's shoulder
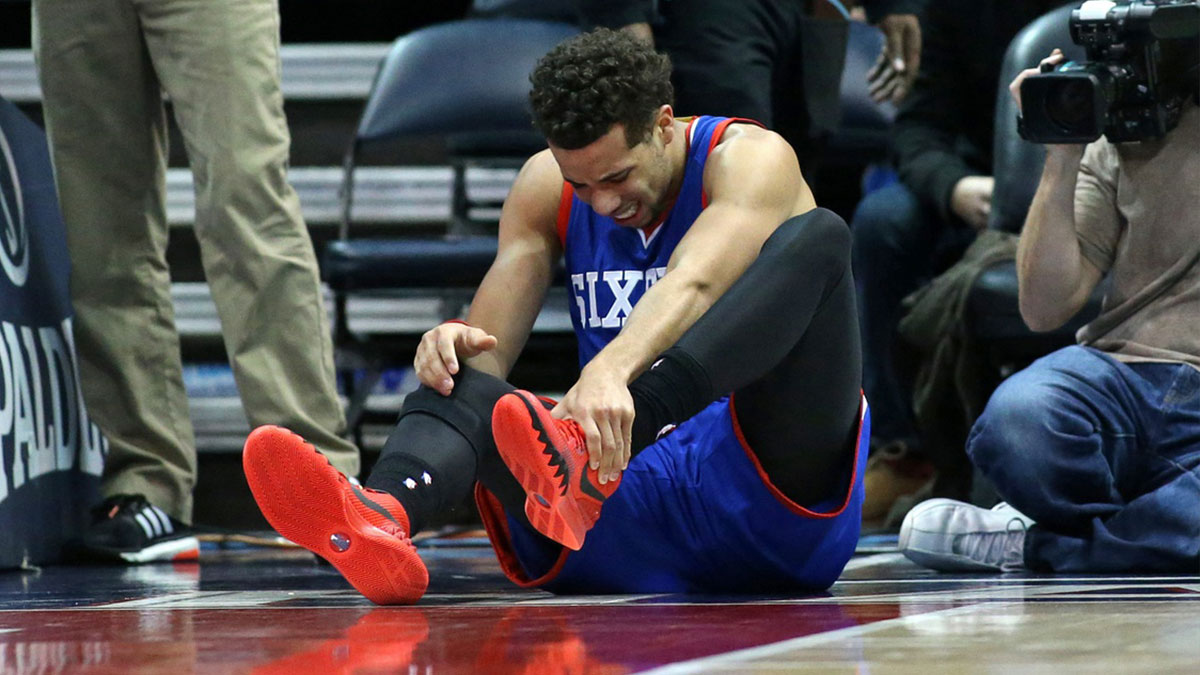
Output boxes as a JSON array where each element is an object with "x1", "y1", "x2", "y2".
[
  {"x1": 505, "y1": 149, "x2": 567, "y2": 223},
  {"x1": 708, "y1": 122, "x2": 796, "y2": 171},
  {"x1": 499, "y1": 147, "x2": 568, "y2": 236},
  {"x1": 715, "y1": 120, "x2": 776, "y2": 144},
  {"x1": 517, "y1": 148, "x2": 566, "y2": 193},
  {"x1": 704, "y1": 122, "x2": 801, "y2": 194}
]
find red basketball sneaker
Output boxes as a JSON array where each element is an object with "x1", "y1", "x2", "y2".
[
  {"x1": 491, "y1": 390, "x2": 620, "y2": 551},
  {"x1": 243, "y1": 425, "x2": 428, "y2": 604}
]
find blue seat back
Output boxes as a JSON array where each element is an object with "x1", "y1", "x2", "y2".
[
  {"x1": 356, "y1": 18, "x2": 580, "y2": 149},
  {"x1": 839, "y1": 21, "x2": 896, "y2": 135}
]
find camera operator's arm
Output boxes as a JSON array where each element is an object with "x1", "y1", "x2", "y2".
[
  {"x1": 1011, "y1": 52, "x2": 1106, "y2": 332},
  {"x1": 1015, "y1": 146, "x2": 1105, "y2": 331}
]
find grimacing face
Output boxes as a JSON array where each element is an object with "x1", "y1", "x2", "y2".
[{"x1": 549, "y1": 111, "x2": 679, "y2": 229}]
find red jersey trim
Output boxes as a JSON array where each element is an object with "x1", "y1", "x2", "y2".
[
  {"x1": 472, "y1": 394, "x2": 568, "y2": 588},
  {"x1": 700, "y1": 117, "x2": 765, "y2": 209},
  {"x1": 633, "y1": 117, "x2": 702, "y2": 241},
  {"x1": 559, "y1": 116, "x2": 742, "y2": 244},
  {"x1": 727, "y1": 391, "x2": 867, "y2": 519},
  {"x1": 555, "y1": 182, "x2": 575, "y2": 248}
]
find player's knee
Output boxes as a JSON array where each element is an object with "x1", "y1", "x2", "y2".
[
  {"x1": 765, "y1": 208, "x2": 851, "y2": 276},
  {"x1": 398, "y1": 366, "x2": 512, "y2": 441}
]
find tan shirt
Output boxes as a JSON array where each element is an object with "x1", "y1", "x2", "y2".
[{"x1": 1073, "y1": 102, "x2": 1200, "y2": 370}]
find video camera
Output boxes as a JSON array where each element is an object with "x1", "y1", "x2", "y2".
[{"x1": 1019, "y1": 0, "x2": 1199, "y2": 143}]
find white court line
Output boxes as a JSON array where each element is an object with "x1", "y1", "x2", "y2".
[
  {"x1": 94, "y1": 590, "x2": 366, "y2": 609},
  {"x1": 69, "y1": 590, "x2": 647, "y2": 610},
  {"x1": 842, "y1": 552, "x2": 907, "y2": 570},
  {"x1": 98, "y1": 591, "x2": 210, "y2": 608},
  {"x1": 637, "y1": 602, "x2": 1003, "y2": 675},
  {"x1": 14, "y1": 576, "x2": 1193, "y2": 612},
  {"x1": 515, "y1": 594, "x2": 668, "y2": 606},
  {"x1": 671, "y1": 582, "x2": 1192, "y2": 607},
  {"x1": 834, "y1": 575, "x2": 1200, "y2": 585},
  {"x1": 811, "y1": 583, "x2": 1198, "y2": 605}
]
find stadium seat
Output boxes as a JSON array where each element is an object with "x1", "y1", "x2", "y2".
[
  {"x1": 820, "y1": 20, "x2": 899, "y2": 218},
  {"x1": 322, "y1": 18, "x2": 579, "y2": 439},
  {"x1": 828, "y1": 20, "x2": 897, "y2": 165},
  {"x1": 965, "y1": 3, "x2": 1103, "y2": 367}
]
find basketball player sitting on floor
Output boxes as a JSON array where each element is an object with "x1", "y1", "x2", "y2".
[{"x1": 244, "y1": 28, "x2": 870, "y2": 604}]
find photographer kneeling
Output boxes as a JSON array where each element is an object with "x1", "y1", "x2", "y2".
[{"x1": 899, "y1": 0, "x2": 1200, "y2": 573}]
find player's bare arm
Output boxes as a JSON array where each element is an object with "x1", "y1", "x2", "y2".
[
  {"x1": 600, "y1": 123, "x2": 815, "y2": 374},
  {"x1": 414, "y1": 150, "x2": 563, "y2": 394},
  {"x1": 559, "y1": 123, "x2": 815, "y2": 481}
]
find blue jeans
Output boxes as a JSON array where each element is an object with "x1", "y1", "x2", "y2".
[
  {"x1": 967, "y1": 346, "x2": 1200, "y2": 572},
  {"x1": 851, "y1": 182, "x2": 973, "y2": 447}
]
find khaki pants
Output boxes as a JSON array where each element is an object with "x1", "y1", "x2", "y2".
[{"x1": 33, "y1": 0, "x2": 359, "y2": 522}]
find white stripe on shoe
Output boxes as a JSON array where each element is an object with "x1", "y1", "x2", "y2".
[
  {"x1": 143, "y1": 506, "x2": 164, "y2": 535},
  {"x1": 149, "y1": 506, "x2": 174, "y2": 535},
  {"x1": 134, "y1": 512, "x2": 159, "y2": 538},
  {"x1": 118, "y1": 536, "x2": 200, "y2": 563}
]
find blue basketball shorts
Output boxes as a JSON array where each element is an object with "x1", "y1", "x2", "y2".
[{"x1": 475, "y1": 394, "x2": 870, "y2": 594}]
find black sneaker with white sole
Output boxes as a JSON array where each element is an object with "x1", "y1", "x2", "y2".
[{"x1": 66, "y1": 494, "x2": 200, "y2": 564}]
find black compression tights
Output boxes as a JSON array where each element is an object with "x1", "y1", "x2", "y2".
[
  {"x1": 367, "y1": 208, "x2": 862, "y2": 534},
  {"x1": 633, "y1": 207, "x2": 863, "y2": 504}
]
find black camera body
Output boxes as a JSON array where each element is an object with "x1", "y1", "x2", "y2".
[{"x1": 1019, "y1": 0, "x2": 1199, "y2": 144}]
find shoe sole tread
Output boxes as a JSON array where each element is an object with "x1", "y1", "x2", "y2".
[{"x1": 243, "y1": 426, "x2": 427, "y2": 604}]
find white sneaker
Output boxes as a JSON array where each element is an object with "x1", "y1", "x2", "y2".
[{"x1": 898, "y1": 498, "x2": 1034, "y2": 572}]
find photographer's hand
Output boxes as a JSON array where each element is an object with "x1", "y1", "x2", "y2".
[
  {"x1": 1011, "y1": 49, "x2": 1087, "y2": 160},
  {"x1": 1010, "y1": 49, "x2": 1066, "y2": 114}
]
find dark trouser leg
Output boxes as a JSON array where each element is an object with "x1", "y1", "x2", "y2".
[
  {"x1": 968, "y1": 347, "x2": 1200, "y2": 572},
  {"x1": 850, "y1": 183, "x2": 937, "y2": 449},
  {"x1": 655, "y1": 0, "x2": 835, "y2": 173},
  {"x1": 629, "y1": 208, "x2": 863, "y2": 505},
  {"x1": 656, "y1": 0, "x2": 793, "y2": 126}
]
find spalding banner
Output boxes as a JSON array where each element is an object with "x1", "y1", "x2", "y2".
[{"x1": 0, "y1": 95, "x2": 106, "y2": 569}]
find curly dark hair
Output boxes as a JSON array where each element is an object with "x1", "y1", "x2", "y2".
[{"x1": 529, "y1": 28, "x2": 674, "y2": 150}]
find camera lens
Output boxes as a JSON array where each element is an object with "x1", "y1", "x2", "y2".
[{"x1": 1045, "y1": 79, "x2": 1094, "y2": 132}]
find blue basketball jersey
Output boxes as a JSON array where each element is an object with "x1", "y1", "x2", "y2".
[{"x1": 557, "y1": 115, "x2": 750, "y2": 369}]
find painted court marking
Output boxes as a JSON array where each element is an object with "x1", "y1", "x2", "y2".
[
  {"x1": 842, "y1": 552, "x2": 906, "y2": 570},
  {"x1": 639, "y1": 603, "x2": 995, "y2": 674},
  {"x1": 13, "y1": 578, "x2": 1192, "y2": 611}
]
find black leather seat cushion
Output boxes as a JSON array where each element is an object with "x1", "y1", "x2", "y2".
[
  {"x1": 967, "y1": 260, "x2": 1104, "y2": 356},
  {"x1": 323, "y1": 236, "x2": 499, "y2": 291}
]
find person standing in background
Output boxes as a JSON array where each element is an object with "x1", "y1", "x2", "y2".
[{"x1": 32, "y1": 0, "x2": 359, "y2": 562}]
